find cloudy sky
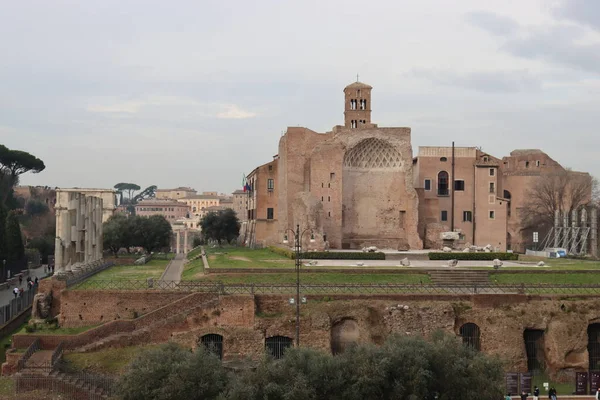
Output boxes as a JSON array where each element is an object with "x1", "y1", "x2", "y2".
[{"x1": 1, "y1": 0, "x2": 599, "y2": 193}]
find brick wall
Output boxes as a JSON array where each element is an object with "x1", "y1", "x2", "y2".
[{"x1": 58, "y1": 290, "x2": 189, "y2": 327}]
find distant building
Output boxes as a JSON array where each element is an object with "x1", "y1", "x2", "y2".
[
  {"x1": 178, "y1": 193, "x2": 221, "y2": 218},
  {"x1": 232, "y1": 190, "x2": 248, "y2": 222},
  {"x1": 135, "y1": 199, "x2": 190, "y2": 222},
  {"x1": 240, "y1": 158, "x2": 278, "y2": 247},
  {"x1": 155, "y1": 187, "x2": 197, "y2": 200}
]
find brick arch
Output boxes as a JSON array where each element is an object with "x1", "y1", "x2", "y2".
[
  {"x1": 459, "y1": 322, "x2": 481, "y2": 351},
  {"x1": 331, "y1": 318, "x2": 360, "y2": 355},
  {"x1": 343, "y1": 138, "x2": 403, "y2": 169}
]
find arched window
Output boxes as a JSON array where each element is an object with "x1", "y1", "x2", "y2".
[
  {"x1": 503, "y1": 190, "x2": 512, "y2": 217},
  {"x1": 524, "y1": 329, "x2": 545, "y2": 373},
  {"x1": 588, "y1": 324, "x2": 600, "y2": 370},
  {"x1": 459, "y1": 323, "x2": 481, "y2": 351},
  {"x1": 265, "y1": 336, "x2": 293, "y2": 359},
  {"x1": 437, "y1": 171, "x2": 449, "y2": 196},
  {"x1": 200, "y1": 334, "x2": 223, "y2": 360}
]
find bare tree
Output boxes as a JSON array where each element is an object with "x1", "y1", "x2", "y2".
[{"x1": 520, "y1": 169, "x2": 598, "y2": 233}]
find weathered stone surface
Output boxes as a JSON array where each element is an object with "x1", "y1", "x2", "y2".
[
  {"x1": 31, "y1": 292, "x2": 52, "y2": 321},
  {"x1": 440, "y1": 231, "x2": 460, "y2": 240},
  {"x1": 443, "y1": 246, "x2": 452, "y2": 253},
  {"x1": 537, "y1": 261, "x2": 546, "y2": 267},
  {"x1": 400, "y1": 257, "x2": 410, "y2": 266},
  {"x1": 493, "y1": 259, "x2": 503, "y2": 268},
  {"x1": 447, "y1": 259, "x2": 458, "y2": 267}
]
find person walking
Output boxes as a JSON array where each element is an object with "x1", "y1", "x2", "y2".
[
  {"x1": 520, "y1": 390, "x2": 528, "y2": 400},
  {"x1": 505, "y1": 393, "x2": 512, "y2": 400},
  {"x1": 18, "y1": 275, "x2": 22, "y2": 286},
  {"x1": 595, "y1": 387, "x2": 600, "y2": 400},
  {"x1": 533, "y1": 386, "x2": 539, "y2": 400},
  {"x1": 34, "y1": 277, "x2": 38, "y2": 286},
  {"x1": 548, "y1": 386, "x2": 557, "y2": 400},
  {"x1": 12, "y1": 287, "x2": 18, "y2": 298}
]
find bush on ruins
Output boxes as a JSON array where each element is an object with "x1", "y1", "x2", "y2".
[
  {"x1": 118, "y1": 332, "x2": 503, "y2": 400},
  {"x1": 103, "y1": 214, "x2": 172, "y2": 255},
  {"x1": 200, "y1": 209, "x2": 240, "y2": 245}
]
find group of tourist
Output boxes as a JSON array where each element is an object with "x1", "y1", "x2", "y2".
[
  {"x1": 12, "y1": 276, "x2": 39, "y2": 298},
  {"x1": 506, "y1": 385, "x2": 600, "y2": 399}
]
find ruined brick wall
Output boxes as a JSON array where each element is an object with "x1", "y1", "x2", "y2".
[{"x1": 58, "y1": 290, "x2": 189, "y2": 327}]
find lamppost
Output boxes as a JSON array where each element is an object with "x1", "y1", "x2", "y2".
[{"x1": 283, "y1": 224, "x2": 315, "y2": 347}]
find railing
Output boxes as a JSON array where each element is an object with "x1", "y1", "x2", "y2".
[
  {"x1": 17, "y1": 337, "x2": 40, "y2": 371},
  {"x1": 15, "y1": 368, "x2": 117, "y2": 399},
  {"x1": 64, "y1": 261, "x2": 115, "y2": 288},
  {"x1": 51, "y1": 341, "x2": 64, "y2": 367},
  {"x1": 70, "y1": 280, "x2": 600, "y2": 295},
  {"x1": 0, "y1": 286, "x2": 37, "y2": 326}
]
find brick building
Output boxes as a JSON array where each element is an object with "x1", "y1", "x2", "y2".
[
  {"x1": 135, "y1": 199, "x2": 190, "y2": 222},
  {"x1": 232, "y1": 190, "x2": 248, "y2": 222},
  {"x1": 155, "y1": 187, "x2": 197, "y2": 200},
  {"x1": 245, "y1": 81, "x2": 590, "y2": 251}
]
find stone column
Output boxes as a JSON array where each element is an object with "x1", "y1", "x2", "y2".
[
  {"x1": 592, "y1": 207, "x2": 598, "y2": 258},
  {"x1": 176, "y1": 231, "x2": 181, "y2": 254},
  {"x1": 54, "y1": 237, "x2": 63, "y2": 273},
  {"x1": 96, "y1": 198, "x2": 103, "y2": 260},
  {"x1": 184, "y1": 230, "x2": 188, "y2": 254},
  {"x1": 562, "y1": 211, "x2": 569, "y2": 249},
  {"x1": 572, "y1": 209, "x2": 578, "y2": 253}
]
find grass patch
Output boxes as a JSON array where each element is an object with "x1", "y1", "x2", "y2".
[
  {"x1": 181, "y1": 257, "x2": 205, "y2": 280},
  {"x1": 0, "y1": 377, "x2": 14, "y2": 397},
  {"x1": 17, "y1": 324, "x2": 100, "y2": 335},
  {"x1": 62, "y1": 345, "x2": 159, "y2": 375},
  {"x1": 83, "y1": 259, "x2": 169, "y2": 281},
  {"x1": 205, "y1": 246, "x2": 293, "y2": 269},
  {"x1": 531, "y1": 374, "x2": 573, "y2": 396},
  {"x1": 197, "y1": 272, "x2": 431, "y2": 285},
  {"x1": 492, "y1": 273, "x2": 600, "y2": 284},
  {"x1": 187, "y1": 247, "x2": 203, "y2": 260}
]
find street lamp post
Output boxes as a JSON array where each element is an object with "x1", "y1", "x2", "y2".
[{"x1": 283, "y1": 224, "x2": 314, "y2": 347}]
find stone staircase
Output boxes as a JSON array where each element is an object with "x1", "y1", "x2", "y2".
[
  {"x1": 48, "y1": 370, "x2": 112, "y2": 399},
  {"x1": 75, "y1": 293, "x2": 220, "y2": 353},
  {"x1": 428, "y1": 270, "x2": 490, "y2": 286}
]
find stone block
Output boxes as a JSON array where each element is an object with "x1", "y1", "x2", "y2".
[{"x1": 440, "y1": 232, "x2": 460, "y2": 240}]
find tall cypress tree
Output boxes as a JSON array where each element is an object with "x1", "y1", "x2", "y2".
[{"x1": 4, "y1": 210, "x2": 24, "y2": 261}]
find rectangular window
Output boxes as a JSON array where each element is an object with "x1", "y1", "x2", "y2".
[
  {"x1": 441, "y1": 210, "x2": 448, "y2": 222},
  {"x1": 489, "y1": 210, "x2": 495, "y2": 219},
  {"x1": 424, "y1": 179, "x2": 431, "y2": 191},
  {"x1": 489, "y1": 168, "x2": 495, "y2": 176},
  {"x1": 328, "y1": 196, "x2": 331, "y2": 202},
  {"x1": 463, "y1": 211, "x2": 472, "y2": 222},
  {"x1": 330, "y1": 172, "x2": 335, "y2": 180},
  {"x1": 267, "y1": 208, "x2": 274, "y2": 220},
  {"x1": 525, "y1": 161, "x2": 530, "y2": 168},
  {"x1": 267, "y1": 179, "x2": 274, "y2": 191},
  {"x1": 454, "y1": 180, "x2": 464, "y2": 191},
  {"x1": 536, "y1": 160, "x2": 540, "y2": 167},
  {"x1": 489, "y1": 182, "x2": 495, "y2": 193}
]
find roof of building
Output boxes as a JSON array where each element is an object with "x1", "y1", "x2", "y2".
[
  {"x1": 136, "y1": 199, "x2": 188, "y2": 206},
  {"x1": 509, "y1": 149, "x2": 545, "y2": 156},
  {"x1": 344, "y1": 81, "x2": 373, "y2": 90},
  {"x1": 232, "y1": 190, "x2": 246, "y2": 194},
  {"x1": 182, "y1": 194, "x2": 221, "y2": 199},
  {"x1": 156, "y1": 187, "x2": 196, "y2": 192}
]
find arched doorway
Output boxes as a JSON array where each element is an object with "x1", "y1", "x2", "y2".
[
  {"x1": 588, "y1": 324, "x2": 600, "y2": 370},
  {"x1": 459, "y1": 323, "x2": 481, "y2": 351},
  {"x1": 437, "y1": 171, "x2": 449, "y2": 196},
  {"x1": 265, "y1": 336, "x2": 293, "y2": 359},
  {"x1": 200, "y1": 334, "x2": 223, "y2": 360},
  {"x1": 331, "y1": 319, "x2": 359, "y2": 355},
  {"x1": 523, "y1": 329, "x2": 545, "y2": 374}
]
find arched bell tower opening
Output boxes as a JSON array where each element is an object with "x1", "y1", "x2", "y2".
[{"x1": 344, "y1": 81, "x2": 372, "y2": 129}]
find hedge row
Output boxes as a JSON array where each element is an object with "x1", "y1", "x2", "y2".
[
  {"x1": 428, "y1": 252, "x2": 519, "y2": 261},
  {"x1": 268, "y1": 246, "x2": 386, "y2": 260}
]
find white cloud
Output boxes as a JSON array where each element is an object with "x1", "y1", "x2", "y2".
[{"x1": 216, "y1": 104, "x2": 257, "y2": 119}]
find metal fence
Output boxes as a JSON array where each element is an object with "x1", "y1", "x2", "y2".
[
  {"x1": 70, "y1": 280, "x2": 600, "y2": 295},
  {"x1": 64, "y1": 261, "x2": 115, "y2": 288},
  {"x1": 15, "y1": 370, "x2": 117, "y2": 400},
  {"x1": 0, "y1": 286, "x2": 37, "y2": 325}
]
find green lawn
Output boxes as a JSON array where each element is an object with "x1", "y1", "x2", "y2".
[
  {"x1": 492, "y1": 273, "x2": 600, "y2": 284},
  {"x1": 62, "y1": 345, "x2": 159, "y2": 375},
  {"x1": 205, "y1": 246, "x2": 294, "y2": 269},
  {"x1": 181, "y1": 257, "x2": 204, "y2": 280},
  {"x1": 0, "y1": 377, "x2": 14, "y2": 397},
  {"x1": 187, "y1": 247, "x2": 202, "y2": 260},
  {"x1": 197, "y1": 272, "x2": 431, "y2": 285},
  {"x1": 84, "y1": 259, "x2": 170, "y2": 281}
]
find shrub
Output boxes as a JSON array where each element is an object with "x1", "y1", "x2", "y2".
[
  {"x1": 269, "y1": 247, "x2": 385, "y2": 260},
  {"x1": 302, "y1": 251, "x2": 385, "y2": 260},
  {"x1": 428, "y1": 252, "x2": 518, "y2": 261}
]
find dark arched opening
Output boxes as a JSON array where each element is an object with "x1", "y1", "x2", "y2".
[
  {"x1": 265, "y1": 336, "x2": 293, "y2": 359},
  {"x1": 459, "y1": 323, "x2": 481, "y2": 351},
  {"x1": 331, "y1": 318, "x2": 359, "y2": 355},
  {"x1": 524, "y1": 329, "x2": 545, "y2": 374},
  {"x1": 503, "y1": 190, "x2": 512, "y2": 217},
  {"x1": 588, "y1": 324, "x2": 600, "y2": 370},
  {"x1": 438, "y1": 171, "x2": 449, "y2": 196},
  {"x1": 200, "y1": 334, "x2": 223, "y2": 360}
]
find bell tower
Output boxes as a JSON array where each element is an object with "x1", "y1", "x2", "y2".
[{"x1": 344, "y1": 79, "x2": 372, "y2": 129}]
